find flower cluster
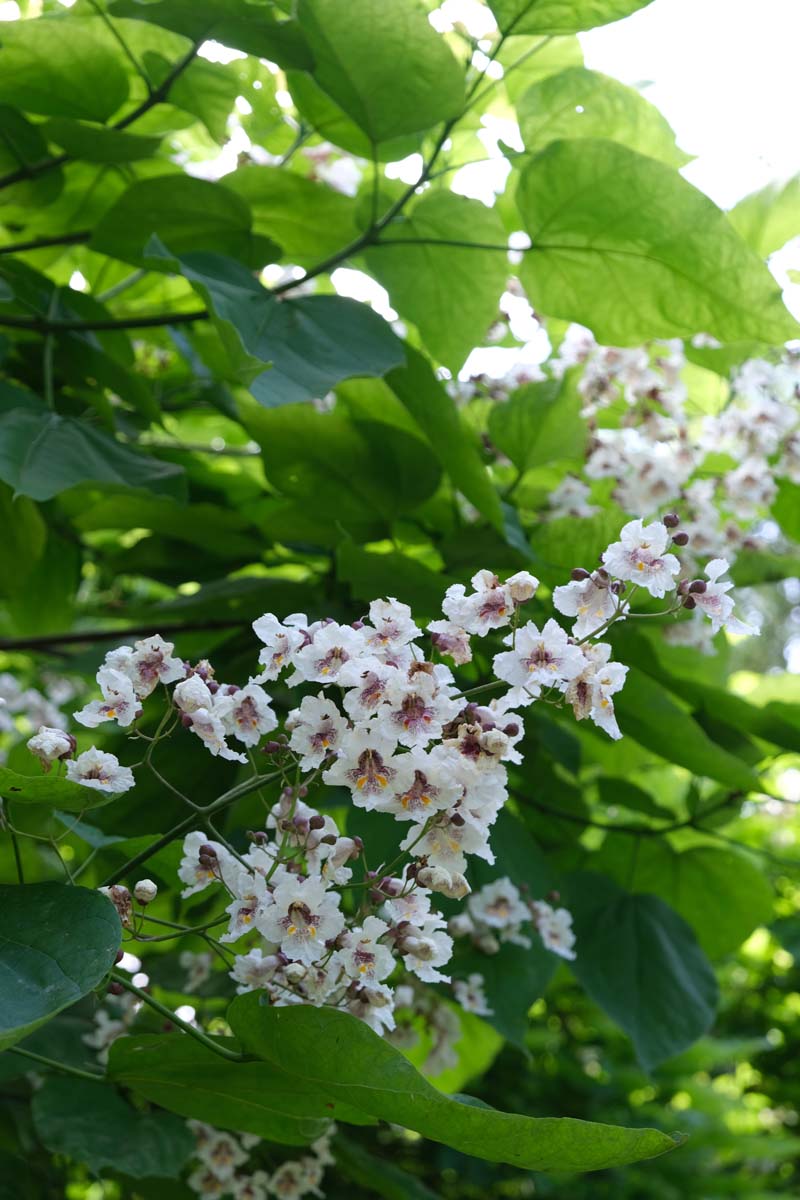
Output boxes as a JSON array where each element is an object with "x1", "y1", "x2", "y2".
[{"x1": 187, "y1": 1120, "x2": 334, "y2": 1200}]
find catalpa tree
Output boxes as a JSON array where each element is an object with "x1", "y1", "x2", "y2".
[{"x1": 1, "y1": 1, "x2": 799, "y2": 1197}]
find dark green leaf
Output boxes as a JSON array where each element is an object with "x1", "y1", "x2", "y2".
[
  {"x1": 516, "y1": 139, "x2": 798, "y2": 345},
  {"x1": 565, "y1": 872, "x2": 718, "y2": 1069},
  {"x1": 228, "y1": 994, "x2": 681, "y2": 1171},
  {"x1": 0, "y1": 766, "x2": 118, "y2": 813},
  {"x1": 0, "y1": 106, "x2": 63, "y2": 207},
  {"x1": 335, "y1": 1137, "x2": 444, "y2": 1200},
  {"x1": 32, "y1": 1077, "x2": 194, "y2": 1179},
  {"x1": 0, "y1": 883, "x2": 120, "y2": 1052},
  {"x1": 296, "y1": 0, "x2": 464, "y2": 142}
]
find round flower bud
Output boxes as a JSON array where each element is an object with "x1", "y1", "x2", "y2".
[
  {"x1": 662, "y1": 513, "x2": 680, "y2": 528},
  {"x1": 506, "y1": 570, "x2": 539, "y2": 604},
  {"x1": 570, "y1": 568, "x2": 591, "y2": 581},
  {"x1": 672, "y1": 531, "x2": 689, "y2": 546},
  {"x1": 683, "y1": 595, "x2": 697, "y2": 609},
  {"x1": 284, "y1": 962, "x2": 308, "y2": 984},
  {"x1": 133, "y1": 879, "x2": 158, "y2": 906},
  {"x1": 688, "y1": 579, "x2": 707, "y2": 594}
]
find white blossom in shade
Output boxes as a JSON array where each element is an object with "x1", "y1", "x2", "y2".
[
  {"x1": 180, "y1": 950, "x2": 214, "y2": 993},
  {"x1": 380, "y1": 667, "x2": 460, "y2": 748},
  {"x1": 363, "y1": 597, "x2": 421, "y2": 654},
  {"x1": 346, "y1": 982, "x2": 396, "y2": 1035},
  {"x1": 338, "y1": 916, "x2": 395, "y2": 983},
  {"x1": 553, "y1": 574, "x2": 619, "y2": 640},
  {"x1": 82, "y1": 1010, "x2": 128, "y2": 1064},
  {"x1": 416, "y1": 865, "x2": 471, "y2": 899},
  {"x1": 692, "y1": 558, "x2": 760, "y2": 636},
  {"x1": 442, "y1": 569, "x2": 514, "y2": 635},
  {"x1": 215, "y1": 683, "x2": 278, "y2": 747},
  {"x1": 373, "y1": 745, "x2": 461, "y2": 822},
  {"x1": 339, "y1": 656, "x2": 401, "y2": 721},
  {"x1": 232, "y1": 1171, "x2": 271, "y2": 1200},
  {"x1": 468, "y1": 877, "x2": 529, "y2": 929},
  {"x1": 426, "y1": 619, "x2": 472, "y2": 665},
  {"x1": 453, "y1": 972, "x2": 493, "y2": 1016},
  {"x1": 663, "y1": 614, "x2": 717, "y2": 656},
  {"x1": 382, "y1": 878, "x2": 434, "y2": 926},
  {"x1": 564, "y1": 643, "x2": 628, "y2": 741},
  {"x1": 27, "y1": 725, "x2": 74, "y2": 771},
  {"x1": 532, "y1": 901, "x2": 577, "y2": 960},
  {"x1": 187, "y1": 1165, "x2": 229, "y2": 1197},
  {"x1": 506, "y1": 570, "x2": 539, "y2": 604},
  {"x1": 229, "y1": 948, "x2": 282, "y2": 994},
  {"x1": 288, "y1": 621, "x2": 366, "y2": 685},
  {"x1": 119, "y1": 635, "x2": 186, "y2": 698},
  {"x1": 424, "y1": 1001, "x2": 461, "y2": 1076},
  {"x1": 257, "y1": 875, "x2": 344, "y2": 965},
  {"x1": 286, "y1": 693, "x2": 348, "y2": 770},
  {"x1": 404, "y1": 811, "x2": 493, "y2": 873},
  {"x1": 322, "y1": 724, "x2": 399, "y2": 808},
  {"x1": 185, "y1": 706, "x2": 248, "y2": 764},
  {"x1": 399, "y1": 920, "x2": 453, "y2": 984},
  {"x1": 310, "y1": 1127, "x2": 336, "y2": 1168},
  {"x1": 221, "y1": 870, "x2": 271, "y2": 943},
  {"x1": 66, "y1": 748, "x2": 134, "y2": 793},
  {"x1": 178, "y1": 831, "x2": 238, "y2": 898},
  {"x1": 493, "y1": 618, "x2": 586, "y2": 697},
  {"x1": 197, "y1": 1132, "x2": 248, "y2": 1182},
  {"x1": 601, "y1": 518, "x2": 680, "y2": 598},
  {"x1": 724, "y1": 456, "x2": 777, "y2": 519},
  {"x1": 251, "y1": 612, "x2": 304, "y2": 681},
  {"x1": 548, "y1": 474, "x2": 598, "y2": 519},
  {"x1": 173, "y1": 674, "x2": 214, "y2": 714},
  {"x1": 73, "y1": 667, "x2": 140, "y2": 729}
]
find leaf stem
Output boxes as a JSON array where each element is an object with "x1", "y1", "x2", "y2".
[
  {"x1": 6, "y1": 1045, "x2": 104, "y2": 1082},
  {"x1": 110, "y1": 970, "x2": 245, "y2": 1063}
]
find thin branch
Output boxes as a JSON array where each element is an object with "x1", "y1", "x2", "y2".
[
  {"x1": 6, "y1": 1046, "x2": 104, "y2": 1082},
  {"x1": 0, "y1": 231, "x2": 90, "y2": 257},
  {"x1": 110, "y1": 970, "x2": 245, "y2": 1063},
  {"x1": 0, "y1": 619, "x2": 249, "y2": 653},
  {"x1": 0, "y1": 309, "x2": 207, "y2": 334},
  {"x1": 87, "y1": 0, "x2": 153, "y2": 95}
]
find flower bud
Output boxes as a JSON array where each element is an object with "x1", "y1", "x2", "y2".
[
  {"x1": 570, "y1": 567, "x2": 591, "y2": 581},
  {"x1": 133, "y1": 879, "x2": 158, "y2": 906},
  {"x1": 308, "y1": 813, "x2": 326, "y2": 830},
  {"x1": 115, "y1": 949, "x2": 124, "y2": 964},
  {"x1": 610, "y1": 581, "x2": 626, "y2": 595},
  {"x1": 98, "y1": 884, "x2": 132, "y2": 928},
  {"x1": 206, "y1": 680, "x2": 220, "y2": 695},
  {"x1": 449, "y1": 810, "x2": 466, "y2": 827},
  {"x1": 199, "y1": 844, "x2": 217, "y2": 860},
  {"x1": 180, "y1": 712, "x2": 194, "y2": 728},
  {"x1": 108, "y1": 981, "x2": 125, "y2": 996},
  {"x1": 662, "y1": 512, "x2": 680, "y2": 528},
  {"x1": 683, "y1": 595, "x2": 697, "y2": 609},
  {"x1": 503, "y1": 722, "x2": 520, "y2": 738},
  {"x1": 506, "y1": 570, "x2": 539, "y2": 604},
  {"x1": 417, "y1": 866, "x2": 471, "y2": 899},
  {"x1": 688, "y1": 579, "x2": 707, "y2": 594},
  {"x1": 262, "y1": 740, "x2": 281, "y2": 755},
  {"x1": 297, "y1": 785, "x2": 308, "y2": 799},
  {"x1": 672, "y1": 531, "x2": 689, "y2": 546},
  {"x1": 284, "y1": 962, "x2": 307, "y2": 984}
]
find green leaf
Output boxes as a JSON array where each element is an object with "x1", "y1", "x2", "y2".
[
  {"x1": 516, "y1": 139, "x2": 798, "y2": 345},
  {"x1": 365, "y1": 192, "x2": 508, "y2": 371},
  {"x1": 334, "y1": 1137, "x2": 444, "y2": 1200},
  {"x1": 728, "y1": 175, "x2": 800, "y2": 257},
  {"x1": 108, "y1": 1034, "x2": 352, "y2": 1145},
  {"x1": 225, "y1": 165, "x2": 359, "y2": 266},
  {"x1": 91, "y1": 176, "x2": 259, "y2": 268},
  {"x1": 614, "y1": 667, "x2": 763, "y2": 792},
  {"x1": 0, "y1": 16, "x2": 129, "y2": 123},
  {"x1": 565, "y1": 872, "x2": 718, "y2": 1070},
  {"x1": 489, "y1": 0, "x2": 655, "y2": 35},
  {"x1": 286, "y1": 70, "x2": 422, "y2": 161},
  {"x1": 0, "y1": 766, "x2": 120, "y2": 813},
  {"x1": 41, "y1": 117, "x2": 162, "y2": 163},
  {"x1": 336, "y1": 543, "x2": 451, "y2": 617},
  {"x1": 592, "y1": 839, "x2": 774, "y2": 959},
  {"x1": 228, "y1": 994, "x2": 680, "y2": 1171},
  {"x1": 385, "y1": 347, "x2": 505, "y2": 531},
  {"x1": 296, "y1": 0, "x2": 465, "y2": 142},
  {"x1": 32, "y1": 1077, "x2": 194, "y2": 1179},
  {"x1": 0, "y1": 408, "x2": 185, "y2": 502},
  {"x1": 0, "y1": 883, "x2": 120, "y2": 1052},
  {"x1": 517, "y1": 67, "x2": 688, "y2": 165},
  {"x1": 0, "y1": 106, "x2": 63, "y2": 207},
  {"x1": 107, "y1": 0, "x2": 312, "y2": 68},
  {"x1": 488, "y1": 379, "x2": 586, "y2": 472},
  {"x1": 148, "y1": 54, "x2": 240, "y2": 144}
]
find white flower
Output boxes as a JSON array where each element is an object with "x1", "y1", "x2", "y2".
[
  {"x1": 187, "y1": 1166, "x2": 230, "y2": 1198},
  {"x1": 427, "y1": 620, "x2": 472, "y2": 665},
  {"x1": 286, "y1": 693, "x2": 348, "y2": 769},
  {"x1": 564, "y1": 643, "x2": 628, "y2": 741},
  {"x1": 257, "y1": 876, "x2": 344, "y2": 965},
  {"x1": 339, "y1": 656, "x2": 401, "y2": 721},
  {"x1": 442, "y1": 570, "x2": 514, "y2": 635},
  {"x1": 66, "y1": 748, "x2": 134, "y2": 793},
  {"x1": 133, "y1": 879, "x2": 158, "y2": 905},
  {"x1": 548, "y1": 475, "x2": 598, "y2": 519},
  {"x1": 415, "y1": 865, "x2": 471, "y2": 899},
  {"x1": 232, "y1": 1171, "x2": 271, "y2": 1200},
  {"x1": 372, "y1": 745, "x2": 461, "y2": 821},
  {"x1": 289, "y1": 621, "x2": 366, "y2": 685},
  {"x1": 184, "y1": 706, "x2": 248, "y2": 763},
  {"x1": 322, "y1": 725, "x2": 399, "y2": 808},
  {"x1": 505, "y1": 570, "x2": 539, "y2": 604},
  {"x1": 468, "y1": 877, "x2": 529, "y2": 929},
  {"x1": 73, "y1": 667, "x2": 140, "y2": 729},
  {"x1": 180, "y1": 950, "x2": 214, "y2": 992},
  {"x1": 178, "y1": 831, "x2": 238, "y2": 898},
  {"x1": 252, "y1": 612, "x2": 304, "y2": 681},
  {"x1": 215, "y1": 683, "x2": 278, "y2": 746},
  {"x1": 173, "y1": 674, "x2": 214, "y2": 714},
  {"x1": 197, "y1": 1132, "x2": 248, "y2": 1182},
  {"x1": 116, "y1": 635, "x2": 186, "y2": 699},
  {"x1": 229, "y1": 948, "x2": 281, "y2": 994},
  {"x1": 379, "y1": 666, "x2": 460, "y2": 748},
  {"x1": 493, "y1": 618, "x2": 585, "y2": 697},
  {"x1": 27, "y1": 726, "x2": 74, "y2": 772},
  {"x1": 533, "y1": 901, "x2": 576, "y2": 960},
  {"x1": 454, "y1": 972, "x2": 493, "y2": 1016},
  {"x1": 338, "y1": 916, "x2": 395, "y2": 983},
  {"x1": 98, "y1": 884, "x2": 132, "y2": 928},
  {"x1": 553, "y1": 575, "x2": 618, "y2": 640},
  {"x1": 601, "y1": 518, "x2": 680, "y2": 598},
  {"x1": 404, "y1": 811, "x2": 493, "y2": 873},
  {"x1": 692, "y1": 558, "x2": 760, "y2": 636},
  {"x1": 399, "y1": 920, "x2": 453, "y2": 983},
  {"x1": 363, "y1": 597, "x2": 421, "y2": 654},
  {"x1": 221, "y1": 870, "x2": 271, "y2": 943}
]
